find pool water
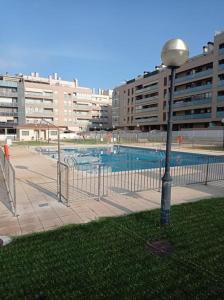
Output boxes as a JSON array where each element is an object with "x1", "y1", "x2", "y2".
[{"x1": 51, "y1": 146, "x2": 224, "y2": 172}]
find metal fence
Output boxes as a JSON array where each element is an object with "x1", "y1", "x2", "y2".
[
  {"x1": 87, "y1": 129, "x2": 224, "y2": 147},
  {"x1": 57, "y1": 161, "x2": 69, "y2": 206},
  {"x1": 0, "y1": 148, "x2": 16, "y2": 215},
  {"x1": 62, "y1": 155, "x2": 224, "y2": 202}
]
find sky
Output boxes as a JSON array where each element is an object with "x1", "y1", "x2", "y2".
[{"x1": 0, "y1": 0, "x2": 224, "y2": 90}]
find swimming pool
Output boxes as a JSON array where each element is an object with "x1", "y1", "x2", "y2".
[{"x1": 46, "y1": 145, "x2": 224, "y2": 172}]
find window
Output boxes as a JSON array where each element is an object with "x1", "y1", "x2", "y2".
[
  {"x1": 50, "y1": 131, "x2": 57, "y2": 136},
  {"x1": 22, "y1": 131, "x2": 29, "y2": 136}
]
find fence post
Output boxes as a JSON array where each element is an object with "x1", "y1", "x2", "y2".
[
  {"x1": 98, "y1": 164, "x2": 101, "y2": 201},
  {"x1": 204, "y1": 156, "x2": 209, "y2": 185},
  {"x1": 66, "y1": 166, "x2": 69, "y2": 207},
  {"x1": 158, "y1": 159, "x2": 162, "y2": 192}
]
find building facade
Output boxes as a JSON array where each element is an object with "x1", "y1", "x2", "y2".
[
  {"x1": 0, "y1": 73, "x2": 112, "y2": 139},
  {"x1": 112, "y1": 32, "x2": 224, "y2": 131}
]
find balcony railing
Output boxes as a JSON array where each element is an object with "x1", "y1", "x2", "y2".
[
  {"x1": 135, "y1": 96, "x2": 159, "y2": 105},
  {"x1": 135, "y1": 108, "x2": 158, "y2": 114},
  {"x1": 26, "y1": 111, "x2": 54, "y2": 116},
  {"x1": 0, "y1": 112, "x2": 18, "y2": 116},
  {"x1": 135, "y1": 84, "x2": 158, "y2": 94},
  {"x1": 0, "y1": 91, "x2": 18, "y2": 98},
  {"x1": 216, "y1": 111, "x2": 224, "y2": 118},
  {"x1": 0, "y1": 80, "x2": 17, "y2": 88},
  {"x1": 25, "y1": 92, "x2": 54, "y2": 99},
  {"x1": 173, "y1": 112, "x2": 211, "y2": 121},
  {"x1": 174, "y1": 83, "x2": 212, "y2": 96},
  {"x1": 135, "y1": 117, "x2": 158, "y2": 124},
  {"x1": 73, "y1": 105, "x2": 90, "y2": 111},
  {"x1": 173, "y1": 98, "x2": 211, "y2": 109},
  {"x1": 0, "y1": 102, "x2": 18, "y2": 107},
  {"x1": 219, "y1": 48, "x2": 224, "y2": 55},
  {"x1": 217, "y1": 95, "x2": 224, "y2": 102},
  {"x1": 0, "y1": 122, "x2": 17, "y2": 128},
  {"x1": 218, "y1": 64, "x2": 224, "y2": 71},
  {"x1": 218, "y1": 80, "x2": 224, "y2": 87},
  {"x1": 175, "y1": 69, "x2": 213, "y2": 83}
]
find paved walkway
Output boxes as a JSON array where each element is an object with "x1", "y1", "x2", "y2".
[{"x1": 0, "y1": 145, "x2": 223, "y2": 236}]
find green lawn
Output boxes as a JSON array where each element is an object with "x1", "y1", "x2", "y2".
[
  {"x1": 64, "y1": 138, "x2": 108, "y2": 144},
  {"x1": 193, "y1": 145, "x2": 224, "y2": 151},
  {"x1": 1, "y1": 198, "x2": 224, "y2": 299},
  {"x1": 14, "y1": 141, "x2": 56, "y2": 146}
]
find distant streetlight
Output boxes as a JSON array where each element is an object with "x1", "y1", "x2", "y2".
[
  {"x1": 221, "y1": 118, "x2": 224, "y2": 148},
  {"x1": 160, "y1": 38, "x2": 189, "y2": 225}
]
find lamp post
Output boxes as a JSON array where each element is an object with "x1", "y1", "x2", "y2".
[
  {"x1": 112, "y1": 125, "x2": 115, "y2": 143},
  {"x1": 222, "y1": 119, "x2": 224, "y2": 149},
  {"x1": 160, "y1": 38, "x2": 189, "y2": 225},
  {"x1": 100, "y1": 123, "x2": 102, "y2": 141}
]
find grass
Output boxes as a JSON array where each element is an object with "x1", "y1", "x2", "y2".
[
  {"x1": 193, "y1": 145, "x2": 224, "y2": 152},
  {"x1": 14, "y1": 141, "x2": 56, "y2": 146},
  {"x1": 0, "y1": 198, "x2": 224, "y2": 299},
  {"x1": 64, "y1": 138, "x2": 109, "y2": 144}
]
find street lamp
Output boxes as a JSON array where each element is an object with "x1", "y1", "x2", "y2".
[
  {"x1": 160, "y1": 38, "x2": 189, "y2": 225},
  {"x1": 221, "y1": 118, "x2": 224, "y2": 148}
]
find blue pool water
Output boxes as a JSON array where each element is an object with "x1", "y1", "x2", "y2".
[{"x1": 49, "y1": 146, "x2": 224, "y2": 172}]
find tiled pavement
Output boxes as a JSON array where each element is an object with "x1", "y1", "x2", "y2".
[{"x1": 0, "y1": 145, "x2": 223, "y2": 236}]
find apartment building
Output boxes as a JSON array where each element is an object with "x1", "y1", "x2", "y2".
[
  {"x1": 112, "y1": 31, "x2": 224, "y2": 131},
  {"x1": 0, "y1": 73, "x2": 112, "y2": 139}
]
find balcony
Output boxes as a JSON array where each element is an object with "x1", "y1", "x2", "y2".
[
  {"x1": 0, "y1": 80, "x2": 17, "y2": 88},
  {"x1": 0, "y1": 102, "x2": 18, "y2": 107},
  {"x1": 216, "y1": 111, "x2": 224, "y2": 118},
  {"x1": 173, "y1": 98, "x2": 211, "y2": 109},
  {"x1": 0, "y1": 112, "x2": 18, "y2": 117},
  {"x1": 135, "y1": 84, "x2": 158, "y2": 94},
  {"x1": 175, "y1": 69, "x2": 213, "y2": 83},
  {"x1": 219, "y1": 48, "x2": 224, "y2": 55},
  {"x1": 173, "y1": 112, "x2": 211, "y2": 121},
  {"x1": 218, "y1": 80, "x2": 224, "y2": 87},
  {"x1": 174, "y1": 83, "x2": 212, "y2": 97}
]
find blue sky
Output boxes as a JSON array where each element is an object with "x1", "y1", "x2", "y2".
[{"x1": 0, "y1": 0, "x2": 224, "y2": 89}]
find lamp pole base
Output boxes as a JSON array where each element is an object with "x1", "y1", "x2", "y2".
[{"x1": 160, "y1": 175, "x2": 172, "y2": 225}]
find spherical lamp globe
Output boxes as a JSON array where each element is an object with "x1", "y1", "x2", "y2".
[{"x1": 161, "y1": 38, "x2": 189, "y2": 67}]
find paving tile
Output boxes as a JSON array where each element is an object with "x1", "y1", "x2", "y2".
[
  {"x1": 0, "y1": 225, "x2": 21, "y2": 236},
  {"x1": 20, "y1": 224, "x2": 44, "y2": 235},
  {"x1": 41, "y1": 217, "x2": 63, "y2": 230},
  {"x1": 61, "y1": 213, "x2": 84, "y2": 225}
]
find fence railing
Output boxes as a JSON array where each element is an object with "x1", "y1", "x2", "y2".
[
  {"x1": 62, "y1": 155, "x2": 224, "y2": 202},
  {"x1": 0, "y1": 148, "x2": 16, "y2": 215}
]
